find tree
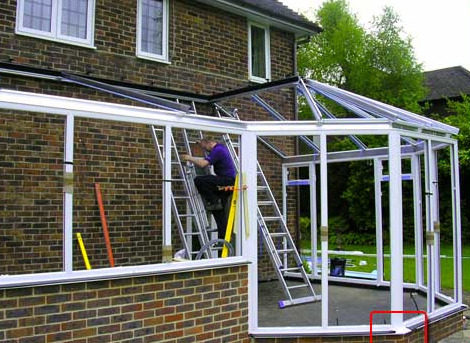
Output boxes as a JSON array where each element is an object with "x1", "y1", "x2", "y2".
[
  {"x1": 297, "y1": 0, "x2": 427, "y2": 241},
  {"x1": 436, "y1": 96, "x2": 470, "y2": 241},
  {"x1": 298, "y1": 0, "x2": 426, "y2": 109},
  {"x1": 445, "y1": 95, "x2": 470, "y2": 168},
  {"x1": 297, "y1": 0, "x2": 366, "y2": 87}
]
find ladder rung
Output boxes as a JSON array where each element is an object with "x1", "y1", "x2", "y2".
[
  {"x1": 173, "y1": 196, "x2": 190, "y2": 200},
  {"x1": 270, "y1": 232, "x2": 287, "y2": 237},
  {"x1": 280, "y1": 267, "x2": 300, "y2": 272},
  {"x1": 258, "y1": 201, "x2": 274, "y2": 206},
  {"x1": 287, "y1": 284, "x2": 309, "y2": 290},
  {"x1": 178, "y1": 214, "x2": 196, "y2": 218},
  {"x1": 257, "y1": 186, "x2": 268, "y2": 190},
  {"x1": 184, "y1": 232, "x2": 202, "y2": 236},
  {"x1": 277, "y1": 249, "x2": 294, "y2": 254},
  {"x1": 263, "y1": 216, "x2": 282, "y2": 222}
]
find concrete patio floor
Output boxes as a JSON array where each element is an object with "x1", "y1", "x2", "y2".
[{"x1": 257, "y1": 280, "x2": 468, "y2": 341}]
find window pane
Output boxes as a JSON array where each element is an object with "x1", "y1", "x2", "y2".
[
  {"x1": 23, "y1": 0, "x2": 52, "y2": 32},
  {"x1": 141, "y1": 0, "x2": 164, "y2": 55},
  {"x1": 251, "y1": 26, "x2": 266, "y2": 79},
  {"x1": 61, "y1": 0, "x2": 88, "y2": 39}
]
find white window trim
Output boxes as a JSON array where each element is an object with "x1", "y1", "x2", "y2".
[
  {"x1": 16, "y1": 0, "x2": 96, "y2": 48},
  {"x1": 136, "y1": 0, "x2": 170, "y2": 64},
  {"x1": 248, "y1": 22, "x2": 271, "y2": 83}
]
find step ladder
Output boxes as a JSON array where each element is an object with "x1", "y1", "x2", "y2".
[
  {"x1": 215, "y1": 104, "x2": 321, "y2": 308},
  {"x1": 150, "y1": 126, "x2": 213, "y2": 260}
]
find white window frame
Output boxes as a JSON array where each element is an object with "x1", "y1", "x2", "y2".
[
  {"x1": 0, "y1": 89, "x2": 249, "y2": 289},
  {"x1": 16, "y1": 0, "x2": 95, "y2": 48},
  {"x1": 248, "y1": 22, "x2": 271, "y2": 83},
  {"x1": 136, "y1": 0, "x2": 170, "y2": 64}
]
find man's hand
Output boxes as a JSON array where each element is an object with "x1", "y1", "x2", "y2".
[{"x1": 181, "y1": 155, "x2": 210, "y2": 169}]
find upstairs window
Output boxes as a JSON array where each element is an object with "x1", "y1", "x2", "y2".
[
  {"x1": 16, "y1": 0, "x2": 95, "y2": 47},
  {"x1": 248, "y1": 22, "x2": 271, "y2": 82},
  {"x1": 137, "y1": 0, "x2": 169, "y2": 63}
]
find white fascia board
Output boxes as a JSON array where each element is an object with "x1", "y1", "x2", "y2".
[
  {"x1": 0, "y1": 89, "x2": 246, "y2": 135},
  {"x1": 0, "y1": 257, "x2": 249, "y2": 288},
  {"x1": 195, "y1": 0, "x2": 318, "y2": 38},
  {"x1": 246, "y1": 119, "x2": 393, "y2": 136}
]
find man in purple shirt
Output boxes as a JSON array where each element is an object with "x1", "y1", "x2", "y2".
[{"x1": 182, "y1": 138, "x2": 236, "y2": 238}]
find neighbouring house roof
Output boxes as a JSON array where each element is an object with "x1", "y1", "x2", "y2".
[
  {"x1": 195, "y1": 0, "x2": 321, "y2": 37},
  {"x1": 423, "y1": 66, "x2": 470, "y2": 101}
]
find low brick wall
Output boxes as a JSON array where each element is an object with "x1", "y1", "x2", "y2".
[
  {"x1": 0, "y1": 265, "x2": 250, "y2": 343},
  {"x1": 253, "y1": 310, "x2": 464, "y2": 343}
]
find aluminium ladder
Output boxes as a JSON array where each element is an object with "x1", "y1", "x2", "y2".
[
  {"x1": 150, "y1": 126, "x2": 213, "y2": 260},
  {"x1": 215, "y1": 105, "x2": 321, "y2": 308}
]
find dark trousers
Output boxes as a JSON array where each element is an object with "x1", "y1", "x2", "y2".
[{"x1": 194, "y1": 175, "x2": 234, "y2": 238}]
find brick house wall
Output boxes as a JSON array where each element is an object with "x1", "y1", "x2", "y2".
[{"x1": 0, "y1": 0, "x2": 299, "y2": 277}]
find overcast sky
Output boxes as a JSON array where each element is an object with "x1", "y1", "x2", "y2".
[{"x1": 280, "y1": 0, "x2": 470, "y2": 72}]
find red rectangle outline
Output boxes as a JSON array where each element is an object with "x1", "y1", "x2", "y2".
[{"x1": 370, "y1": 310, "x2": 428, "y2": 343}]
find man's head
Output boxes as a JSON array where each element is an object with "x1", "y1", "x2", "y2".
[{"x1": 198, "y1": 138, "x2": 216, "y2": 151}]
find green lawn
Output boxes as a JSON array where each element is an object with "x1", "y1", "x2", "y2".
[{"x1": 300, "y1": 242, "x2": 470, "y2": 292}]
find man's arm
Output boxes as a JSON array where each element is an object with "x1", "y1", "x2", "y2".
[{"x1": 181, "y1": 154, "x2": 210, "y2": 169}]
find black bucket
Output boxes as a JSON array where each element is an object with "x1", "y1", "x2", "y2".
[{"x1": 330, "y1": 257, "x2": 346, "y2": 277}]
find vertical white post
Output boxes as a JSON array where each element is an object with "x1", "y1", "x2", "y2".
[
  {"x1": 430, "y1": 149, "x2": 441, "y2": 292},
  {"x1": 388, "y1": 132, "x2": 403, "y2": 326},
  {"x1": 451, "y1": 143, "x2": 462, "y2": 303},
  {"x1": 320, "y1": 134, "x2": 328, "y2": 328},
  {"x1": 411, "y1": 154, "x2": 424, "y2": 287},
  {"x1": 309, "y1": 162, "x2": 318, "y2": 278},
  {"x1": 162, "y1": 126, "x2": 172, "y2": 262},
  {"x1": 424, "y1": 140, "x2": 435, "y2": 312},
  {"x1": 241, "y1": 131, "x2": 258, "y2": 332},
  {"x1": 374, "y1": 158, "x2": 384, "y2": 285},
  {"x1": 63, "y1": 114, "x2": 74, "y2": 273}
]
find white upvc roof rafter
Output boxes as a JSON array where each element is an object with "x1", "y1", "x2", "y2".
[{"x1": 305, "y1": 79, "x2": 459, "y2": 135}]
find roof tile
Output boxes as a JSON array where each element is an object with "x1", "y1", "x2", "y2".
[{"x1": 423, "y1": 66, "x2": 470, "y2": 101}]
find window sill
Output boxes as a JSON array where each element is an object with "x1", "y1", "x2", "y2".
[
  {"x1": 249, "y1": 76, "x2": 270, "y2": 84},
  {"x1": 15, "y1": 30, "x2": 96, "y2": 49},
  {"x1": 136, "y1": 53, "x2": 172, "y2": 65},
  {"x1": 0, "y1": 256, "x2": 250, "y2": 289}
]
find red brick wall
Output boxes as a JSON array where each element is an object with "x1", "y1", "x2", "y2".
[
  {"x1": 0, "y1": 0, "x2": 296, "y2": 92},
  {"x1": 0, "y1": 112, "x2": 65, "y2": 274},
  {"x1": 0, "y1": 265, "x2": 250, "y2": 342},
  {"x1": 0, "y1": 0, "x2": 298, "y2": 278},
  {"x1": 0, "y1": 111, "x2": 169, "y2": 273}
]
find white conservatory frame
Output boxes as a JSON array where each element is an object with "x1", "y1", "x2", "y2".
[{"x1": 0, "y1": 74, "x2": 463, "y2": 338}]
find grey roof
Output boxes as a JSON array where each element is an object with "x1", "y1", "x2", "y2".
[
  {"x1": 423, "y1": 66, "x2": 470, "y2": 101},
  {"x1": 195, "y1": 0, "x2": 321, "y2": 36},
  {"x1": 232, "y1": 0, "x2": 320, "y2": 32}
]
